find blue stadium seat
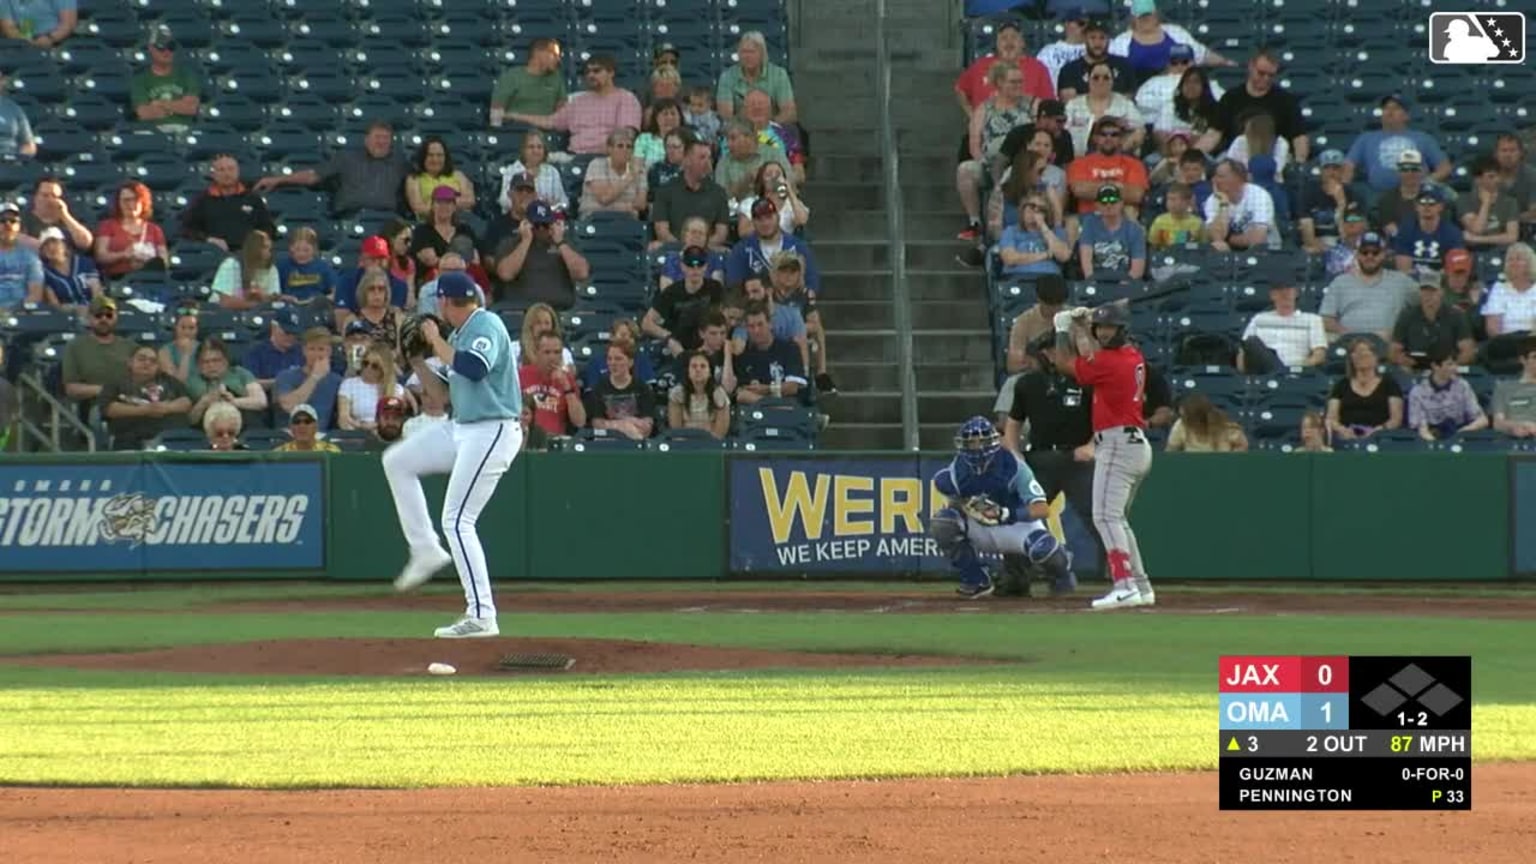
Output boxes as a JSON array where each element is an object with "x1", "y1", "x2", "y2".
[
  {"x1": 132, "y1": 153, "x2": 200, "y2": 194},
  {"x1": 1168, "y1": 369, "x2": 1249, "y2": 413},
  {"x1": 565, "y1": 430, "x2": 650, "y2": 451},
  {"x1": 277, "y1": 45, "x2": 354, "y2": 76},
  {"x1": 0, "y1": 307, "x2": 78, "y2": 338},
  {"x1": 225, "y1": 15, "x2": 293, "y2": 49},
  {"x1": 56, "y1": 93, "x2": 125, "y2": 131},
  {"x1": 32, "y1": 125, "x2": 105, "y2": 164},
  {"x1": 257, "y1": 125, "x2": 325, "y2": 162},
  {"x1": 171, "y1": 243, "x2": 230, "y2": 282},
  {"x1": 82, "y1": 10, "x2": 144, "y2": 47},
  {"x1": 155, "y1": 428, "x2": 208, "y2": 452},
  {"x1": 56, "y1": 41, "x2": 129, "y2": 77},
  {"x1": 204, "y1": 95, "x2": 271, "y2": 132},
  {"x1": 200, "y1": 41, "x2": 271, "y2": 76},
  {"x1": 182, "y1": 124, "x2": 257, "y2": 162},
  {"x1": 651, "y1": 429, "x2": 729, "y2": 451},
  {"x1": 295, "y1": 17, "x2": 363, "y2": 48},
  {"x1": 735, "y1": 399, "x2": 818, "y2": 438},
  {"x1": 733, "y1": 429, "x2": 815, "y2": 451}
]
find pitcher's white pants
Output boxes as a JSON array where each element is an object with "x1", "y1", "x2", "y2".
[{"x1": 383, "y1": 419, "x2": 521, "y2": 620}]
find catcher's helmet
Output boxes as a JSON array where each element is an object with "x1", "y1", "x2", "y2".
[
  {"x1": 1090, "y1": 303, "x2": 1130, "y2": 347},
  {"x1": 954, "y1": 416, "x2": 1002, "y2": 473}
]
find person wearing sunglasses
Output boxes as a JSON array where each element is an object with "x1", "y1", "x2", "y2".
[
  {"x1": 1109, "y1": 0, "x2": 1233, "y2": 86},
  {"x1": 273, "y1": 403, "x2": 339, "y2": 453},
  {"x1": 62, "y1": 296, "x2": 137, "y2": 418},
  {"x1": 1066, "y1": 118, "x2": 1148, "y2": 217},
  {"x1": 506, "y1": 54, "x2": 642, "y2": 157},
  {"x1": 1065, "y1": 60, "x2": 1143, "y2": 157},
  {"x1": 0, "y1": 201, "x2": 44, "y2": 307},
  {"x1": 580, "y1": 128, "x2": 649, "y2": 217},
  {"x1": 1319, "y1": 232, "x2": 1419, "y2": 342}
]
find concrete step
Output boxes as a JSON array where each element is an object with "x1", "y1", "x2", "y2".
[
  {"x1": 819, "y1": 298, "x2": 986, "y2": 332},
  {"x1": 821, "y1": 269, "x2": 985, "y2": 302},
  {"x1": 811, "y1": 181, "x2": 961, "y2": 213},
  {"x1": 818, "y1": 422, "x2": 908, "y2": 451},
  {"x1": 826, "y1": 208, "x2": 970, "y2": 239},
  {"x1": 816, "y1": 127, "x2": 958, "y2": 154},
  {"x1": 815, "y1": 240, "x2": 986, "y2": 272},
  {"x1": 836, "y1": 361, "x2": 1000, "y2": 392},
  {"x1": 836, "y1": 329, "x2": 994, "y2": 364},
  {"x1": 835, "y1": 391, "x2": 905, "y2": 424},
  {"x1": 919, "y1": 422, "x2": 965, "y2": 451},
  {"x1": 919, "y1": 391, "x2": 1000, "y2": 426}
]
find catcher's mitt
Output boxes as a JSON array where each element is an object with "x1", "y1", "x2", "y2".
[
  {"x1": 399, "y1": 313, "x2": 444, "y2": 358},
  {"x1": 961, "y1": 495, "x2": 1008, "y2": 526}
]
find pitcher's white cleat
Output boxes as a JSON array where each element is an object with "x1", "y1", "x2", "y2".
[
  {"x1": 394, "y1": 546, "x2": 453, "y2": 592},
  {"x1": 434, "y1": 617, "x2": 499, "y2": 639}
]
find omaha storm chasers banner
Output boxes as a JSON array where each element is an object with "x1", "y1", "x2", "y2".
[
  {"x1": 0, "y1": 459, "x2": 325, "y2": 574},
  {"x1": 728, "y1": 455, "x2": 1100, "y2": 575}
]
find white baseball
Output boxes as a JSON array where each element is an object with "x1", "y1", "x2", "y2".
[{"x1": 427, "y1": 662, "x2": 457, "y2": 676}]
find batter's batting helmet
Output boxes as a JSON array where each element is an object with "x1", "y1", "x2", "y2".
[{"x1": 1090, "y1": 303, "x2": 1130, "y2": 347}]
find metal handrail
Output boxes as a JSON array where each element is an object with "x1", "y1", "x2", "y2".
[
  {"x1": 15, "y1": 372, "x2": 96, "y2": 452},
  {"x1": 875, "y1": 0, "x2": 919, "y2": 450}
]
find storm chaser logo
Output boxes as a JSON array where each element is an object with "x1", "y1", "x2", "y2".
[{"x1": 0, "y1": 481, "x2": 311, "y2": 549}]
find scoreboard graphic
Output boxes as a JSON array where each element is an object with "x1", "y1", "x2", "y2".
[{"x1": 1218, "y1": 655, "x2": 1472, "y2": 810}]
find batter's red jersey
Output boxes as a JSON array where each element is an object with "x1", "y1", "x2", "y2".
[{"x1": 1074, "y1": 346, "x2": 1148, "y2": 431}]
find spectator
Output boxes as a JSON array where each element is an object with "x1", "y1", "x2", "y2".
[
  {"x1": 652, "y1": 140, "x2": 733, "y2": 250},
  {"x1": 997, "y1": 100, "x2": 1075, "y2": 171},
  {"x1": 1392, "y1": 187, "x2": 1465, "y2": 274},
  {"x1": 1484, "y1": 243, "x2": 1536, "y2": 338},
  {"x1": 669, "y1": 350, "x2": 731, "y2": 438},
  {"x1": 716, "y1": 118, "x2": 791, "y2": 202},
  {"x1": 955, "y1": 64, "x2": 1038, "y2": 240},
  {"x1": 1154, "y1": 66, "x2": 1222, "y2": 149},
  {"x1": 273, "y1": 403, "x2": 339, "y2": 452},
  {"x1": 1078, "y1": 185, "x2": 1147, "y2": 280},
  {"x1": 579, "y1": 319, "x2": 657, "y2": 392},
  {"x1": 1166, "y1": 393, "x2": 1248, "y2": 452},
  {"x1": 1147, "y1": 131, "x2": 1189, "y2": 187},
  {"x1": 1204, "y1": 158, "x2": 1274, "y2": 251},
  {"x1": 335, "y1": 236, "x2": 409, "y2": 323},
  {"x1": 93, "y1": 182, "x2": 168, "y2": 281},
  {"x1": 767, "y1": 250, "x2": 834, "y2": 393},
  {"x1": 518, "y1": 404, "x2": 550, "y2": 451},
  {"x1": 636, "y1": 98, "x2": 684, "y2": 167},
  {"x1": 1, "y1": 0, "x2": 77, "y2": 48},
  {"x1": 410, "y1": 186, "x2": 478, "y2": 283},
  {"x1": 63, "y1": 296, "x2": 137, "y2": 408},
  {"x1": 999, "y1": 274, "x2": 1070, "y2": 413},
  {"x1": 1459, "y1": 155, "x2": 1521, "y2": 249},
  {"x1": 1224, "y1": 113, "x2": 1290, "y2": 172},
  {"x1": 1407, "y1": 347, "x2": 1487, "y2": 442},
  {"x1": 255, "y1": 120, "x2": 409, "y2": 216},
  {"x1": 1176, "y1": 149, "x2": 1213, "y2": 211},
  {"x1": 647, "y1": 129, "x2": 691, "y2": 192},
  {"x1": 734, "y1": 302, "x2": 807, "y2": 405},
  {"x1": 1135, "y1": 45, "x2": 1221, "y2": 138},
  {"x1": 1057, "y1": 19, "x2": 1135, "y2": 101},
  {"x1": 1000, "y1": 192, "x2": 1073, "y2": 278},
  {"x1": 509, "y1": 54, "x2": 642, "y2": 156},
  {"x1": 1066, "y1": 117, "x2": 1148, "y2": 216},
  {"x1": 488, "y1": 201, "x2": 588, "y2": 309},
  {"x1": 1323, "y1": 202, "x2": 1371, "y2": 278},
  {"x1": 1491, "y1": 134, "x2": 1536, "y2": 223},
  {"x1": 519, "y1": 330, "x2": 586, "y2": 435},
  {"x1": 1441, "y1": 248, "x2": 1485, "y2": 320},
  {"x1": 130, "y1": 27, "x2": 201, "y2": 131},
  {"x1": 1390, "y1": 276, "x2": 1476, "y2": 370},
  {"x1": 1375, "y1": 149, "x2": 1435, "y2": 235},
  {"x1": 658, "y1": 217, "x2": 728, "y2": 288},
  {"x1": 988, "y1": 143, "x2": 1067, "y2": 243},
  {"x1": 583, "y1": 342, "x2": 655, "y2": 439},
  {"x1": 1297, "y1": 410, "x2": 1333, "y2": 452},
  {"x1": 1212, "y1": 49, "x2": 1308, "y2": 163},
  {"x1": 337, "y1": 343, "x2": 404, "y2": 432},
  {"x1": 717, "y1": 31, "x2": 797, "y2": 124},
  {"x1": 210, "y1": 229, "x2": 279, "y2": 310},
  {"x1": 365, "y1": 396, "x2": 409, "y2": 450},
  {"x1": 725, "y1": 198, "x2": 820, "y2": 294},
  {"x1": 1326, "y1": 338, "x2": 1404, "y2": 440},
  {"x1": 351, "y1": 267, "x2": 403, "y2": 350},
  {"x1": 740, "y1": 89, "x2": 805, "y2": 184},
  {"x1": 509, "y1": 302, "x2": 576, "y2": 371},
  {"x1": 682, "y1": 85, "x2": 722, "y2": 145},
  {"x1": 275, "y1": 328, "x2": 342, "y2": 428},
  {"x1": 243, "y1": 310, "x2": 305, "y2": 387},
  {"x1": 580, "y1": 129, "x2": 648, "y2": 218},
  {"x1": 645, "y1": 66, "x2": 682, "y2": 124},
  {"x1": 1343, "y1": 94, "x2": 1452, "y2": 193},
  {"x1": 689, "y1": 308, "x2": 736, "y2": 394},
  {"x1": 955, "y1": 20, "x2": 1055, "y2": 118},
  {"x1": 645, "y1": 245, "x2": 724, "y2": 356},
  {"x1": 731, "y1": 276, "x2": 809, "y2": 371},
  {"x1": 0, "y1": 67, "x2": 36, "y2": 160},
  {"x1": 1036, "y1": 8, "x2": 1088, "y2": 86},
  {"x1": 405, "y1": 136, "x2": 476, "y2": 219},
  {"x1": 653, "y1": 42, "x2": 680, "y2": 73},
  {"x1": 415, "y1": 251, "x2": 487, "y2": 315},
  {"x1": 157, "y1": 309, "x2": 199, "y2": 383},
  {"x1": 276, "y1": 227, "x2": 336, "y2": 303},
  {"x1": 100, "y1": 345, "x2": 191, "y2": 451},
  {"x1": 736, "y1": 161, "x2": 809, "y2": 239},
  {"x1": 1491, "y1": 338, "x2": 1536, "y2": 438},
  {"x1": 489, "y1": 38, "x2": 566, "y2": 128},
  {"x1": 198, "y1": 400, "x2": 245, "y2": 451},
  {"x1": 179, "y1": 154, "x2": 276, "y2": 253},
  {"x1": 184, "y1": 336, "x2": 267, "y2": 427},
  {"x1": 0, "y1": 202, "x2": 44, "y2": 305},
  {"x1": 499, "y1": 132, "x2": 568, "y2": 214},
  {"x1": 1110, "y1": 0, "x2": 1233, "y2": 83},
  {"x1": 1299, "y1": 150, "x2": 1368, "y2": 253},
  {"x1": 37, "y1": 226, "x2": 101, "y2": 309},
  {"x1": 1147, "y1": 182, "x2": 1204, "y2": 248},
  {"x1": 20, "y1": 176, "x2": 92, "y2": 253},
  {"x1": 1065, "y1": 61, "x2": 1143, "y2": 158},
  {"x1": 1319, "y1": 232, "x2": 1417, "y2": 340},
  {"x1": 1238, "y1": 283, "x2": 1327, "y2": 371}
]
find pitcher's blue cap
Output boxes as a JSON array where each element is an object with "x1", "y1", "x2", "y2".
[{"x1": 437, "y1": 271, "x2": 479, "y2": 300}]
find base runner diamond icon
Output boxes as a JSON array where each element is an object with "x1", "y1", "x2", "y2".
[{"x1": 1429, "y1": 12, "x2": 1526, "y2": 65}]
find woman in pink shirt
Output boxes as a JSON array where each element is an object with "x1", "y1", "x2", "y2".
[{"x1": 93, "y1": 181, "x2": 168, "y2": 280}]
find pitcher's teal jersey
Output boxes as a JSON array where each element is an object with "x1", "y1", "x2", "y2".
[{"x1": 448, "y1": 308, "x2": 521, "y2": 422}]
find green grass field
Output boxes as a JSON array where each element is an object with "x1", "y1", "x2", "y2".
[{"x1": 0, "y1": 583, "x2": 1531, "y2": 788}]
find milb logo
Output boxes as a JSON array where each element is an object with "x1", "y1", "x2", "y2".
[{"x1": 1428, "y1": 12, "x2": 1526, "y2": 65}]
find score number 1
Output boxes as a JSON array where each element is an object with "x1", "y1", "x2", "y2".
[{"x1": 1305, "y1": 658, "x2": 1346, "y2": 729}]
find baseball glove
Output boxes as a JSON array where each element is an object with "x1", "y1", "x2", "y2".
[
  {"x1": 399, "y1": 313, "x2": 444, "y2": 359},
  {"x1": 961, "y1": 495, "x2": 1007, "y2": 526}
]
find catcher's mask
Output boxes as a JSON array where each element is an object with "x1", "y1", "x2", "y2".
[
  {"x1": 1090, "y1": 303, "x2": 1130, "y2": 348},
  {"x1": 954, "y1": 416, "x2": 1001, "y2": 473}
]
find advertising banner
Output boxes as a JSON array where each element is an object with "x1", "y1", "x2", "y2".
[
  {"x1": 0, "y1": 459, "x2": 326, "y2": 574},
  {"x1": 728, "y1": 455, "x2": 1101, "y2": 576}
]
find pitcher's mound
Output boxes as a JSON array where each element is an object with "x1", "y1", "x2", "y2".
[{"x1": 20, "y1": 638, "x2": 1003, "y2": 677}]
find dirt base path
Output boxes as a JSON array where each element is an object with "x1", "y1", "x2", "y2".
[{"x1": 4, "y1": 765, "x2": 1532, "y2": 864}]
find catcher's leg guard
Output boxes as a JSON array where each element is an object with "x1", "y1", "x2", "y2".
[
  {"x1": 1027, "y1": 528, "x2": 1076, "y2": 595},
  {"x1": 997, "y1": 554, "x2": 1033, "y2": 597},
  {"x1": 930, "y1": 508, "x2": 990, "y2": 591}
]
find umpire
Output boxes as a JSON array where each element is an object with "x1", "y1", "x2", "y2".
[{"x1": 1000, "y1": 332, "x2": 1102, "y2": 587}]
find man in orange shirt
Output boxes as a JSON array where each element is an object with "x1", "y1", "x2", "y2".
[{"x1": 1065, "y1": 117, "x2": 1147, "y2": 216}]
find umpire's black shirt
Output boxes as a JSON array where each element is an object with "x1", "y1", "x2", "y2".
[{"x1": 1010, "y1": 370, "x2": 1093, "y2": 450}]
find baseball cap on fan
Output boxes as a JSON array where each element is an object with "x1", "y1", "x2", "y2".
[
  {"x1": 1444, "y1": 248, "x2": 1473, "y2": 274},
  {"x1": 1396, "y1": 149, "x2": 1425, "y2": 172},
  {"x1": 1358, "y1": 231, "x2": 1386, "y2": 250},
  {"x1": 361, "y1": 235, "x2": 391, "y2": 259}
]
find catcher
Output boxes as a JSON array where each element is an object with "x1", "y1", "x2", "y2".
[{"x1": 929, "y1": 416, "x2": 1075, "y2": 599}]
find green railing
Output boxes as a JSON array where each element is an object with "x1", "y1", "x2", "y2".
[{"x1": 875, "y1": 0, "x2": 919, "y2": 450}]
